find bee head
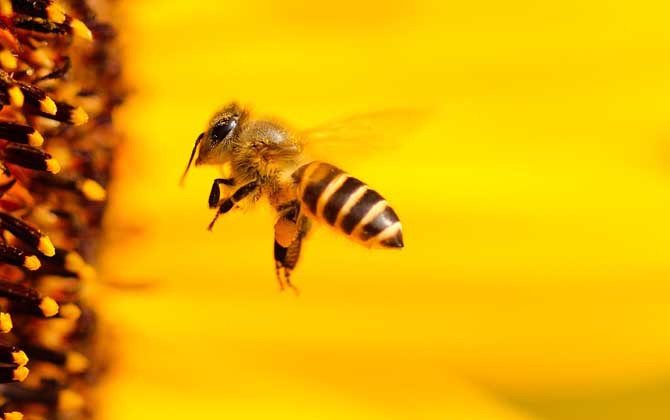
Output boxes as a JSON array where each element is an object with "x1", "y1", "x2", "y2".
[
  {"x1": 180, "y1": 102, "x2": 244, "y2": 185},
  {"x1": 197, "y1": 102, "x2": 244, "y2": 165}
]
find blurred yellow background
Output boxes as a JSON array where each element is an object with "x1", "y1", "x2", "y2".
[{"x1": 96, "y1": 1, "x2": 670, "y2": 419}]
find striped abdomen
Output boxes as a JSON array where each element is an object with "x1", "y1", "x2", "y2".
[{"x1": 294, "y1": 161, "x2": 403, "y2": 248}]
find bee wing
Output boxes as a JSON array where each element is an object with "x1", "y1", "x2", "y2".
[{"x1": 298, "y1": 108, "x2": 431, "y2": 165}]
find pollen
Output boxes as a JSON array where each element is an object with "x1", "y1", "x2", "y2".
[
  {"x1": 22, "y1": 255, "x2": 41, "y2": 271},
  {"x1": 11, "y1": 350, "x2": 28, "y2": 367},
  {"x1": 27, "y1": 130, "x2": 44, "y2": 147},
  {"x1": 69, "y1": 19, "x2": 93, "y2": 41},
  {"x1": 0, "y1": 0, "x2": 123, "y2": 417},
  {"x1": 78, "y1": 178, "x2": 106, "y2": 201},
  {"x1": 0, "y1": 50, "x2": 17, "y2": 71},
  {"x1": 69, "y1": 106, "x2": 89, "y2": 126},
  {"x1": 39, "y1": 96, "x2": 57, "y2": 115},
  {"x1": 7, "y1": 86, "x2": 23, "y2": 108},
  {"x1": 11, "y1": 366, "x2": 28, "y2": 382},
  {"x1": 45, "y1": 158, "x2": 61, "y2": 174},
  {"x1": 37, "y1": 236, "x2": 55, "y2": 257},
  {"x1": 38, "y1": 297, "x2": 59, "y2": 318},
  {"x1": 0, "y1": 313, "x2": 11, "y2": 333}
]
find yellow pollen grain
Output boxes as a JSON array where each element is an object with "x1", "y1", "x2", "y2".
[
  {"x1": 27, "y1": 129, "x2": 44, "y2": 147},
  {"x1": 3, "y1": 412, "x2": 23, "y2": 420},
  {"x1": 40, "y1": 96, "x2": 57, "y2": 115},
  {"x1": 0, "y1": 0, "x2": 12, "y2": 16},
  {"x1": 38, "y1": 235, "x2": 55, "y2": 256},
  {"x1": 70, "y1": 19, "x2": 93, "y2": 41},
  {"x1": 39, "y1": 296, "x2": 59, "y2": 317},
  {"x1": 11, "y1": 350, "x2": 28, "y2": 367},
  {"x1": 70, "y1": 107, "x2": 89, "y2": 126},
  {"x1": 0, "y1": 312, "x2": 12, "y2": 333},
  {"x1": 59, "y1": 303, "x2": 81, "y2": 320},
  {"x1": 45, "y1": 158, "x2": 61, "y2": 174},
  {"x1": 46, "y1": 5, "x2": 66, "y2": 24},
  {"x1": 7, "y1": 86, "x2": 23, "y2": 108},
  {"x1": 64, "y1": 252, "x2": 85, "y2": 272},
  {"x1": 12, "y1": 366, "x2": 28, "y2": 382},
  {"x1": 65, "y1": 352, "x2": 89, "y2": 373},
  {"x1": 30, "y1": 49, "x2": 54, "y2": 68},
  {"x1": 22, "y1": 255, "x2": 41, "y2": 271},
  {"x1": 0, "y1": 50, "x2": 16, "y2": 70},
  {"x1": 58, "y1": 389, "x2": 84, "y2": 412},
  {"x1": 78, "y1": 264, "x2": 96, "y2": 281},
  {"x1": 78, "y1": 179, "x2": 106, "y2": 201}
]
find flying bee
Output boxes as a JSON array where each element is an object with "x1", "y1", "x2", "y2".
[{"x1": 181, "y1": 102, "x2": 404, "y2": 291}]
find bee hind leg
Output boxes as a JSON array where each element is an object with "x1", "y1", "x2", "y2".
[
  {"x1": 274, "y1": 239, "x2": 300, "y2": 295},
  {"x1": 273, "y1": 208, "x2": 311, "y2": 294}
]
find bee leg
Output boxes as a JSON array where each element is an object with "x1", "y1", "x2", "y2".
[
  {"x1": 273, "y1": 210, "x2": 311, "y2": 294},
  {"x1": 207, "y1": 180, "x2": 257, "y2": 230},
  {"x1": 208, "y1": 178, "x2": 235, "y2": 209},
  {"x1": 283, "y1": 267, "x2": 299, "y2": 296},
  {"x1": 274, "y1": 260, "x2": 286, "y2": 291},
  {"x1": 273, "y1": 241, "x2": 299, "y2": 296}
]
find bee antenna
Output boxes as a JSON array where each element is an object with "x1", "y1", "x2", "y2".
[{"x1": 180, "y1": 133, "x2": 204, "y2": 186}]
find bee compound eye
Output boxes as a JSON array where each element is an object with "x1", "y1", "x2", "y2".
[{"x1": 210, "y1": 118, "x2": 237, "y2": 144}]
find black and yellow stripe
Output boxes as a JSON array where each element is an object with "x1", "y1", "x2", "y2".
[{"x1": 294, "y1": 161, "x2": 403, "y2": 248}]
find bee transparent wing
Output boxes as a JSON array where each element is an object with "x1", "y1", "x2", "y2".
[{"x1": 298, "y1": 108, "x2": 431, "y2": 165}]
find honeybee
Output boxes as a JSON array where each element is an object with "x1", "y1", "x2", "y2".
[{"x1": 181, "y1": 103, "x2": 404, "y2": 291}]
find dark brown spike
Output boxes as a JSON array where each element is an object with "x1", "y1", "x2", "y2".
[
  {"x1": 33, "y1": 172, "x2": 106, "y2": 201},
  {"x1": 37, "y1": 247, "x2": 88, "y2": 279},
  {"x1": 11, "y1": 15, "x2": 68, "y2": 36},
  {"x1": 34, "y1": 56, "x2": 70, "y2": 82},
  {"x1": 0, "y1": 244, "x2": 40, "y2": 270},
  {"x1": 0, "y1": 344, "x2": 28, "y2": 366},
  {"x1": 0, "y1": 279, "x2": 58, "y2": 317},
  {"x1": 32, "y1": 100, "x2": 87, "y2": 125},
  {"x1": 0, "y1": 121, "x2": 44, "y2": 146},
  {"x1": 17, "y1": 81, "x2": 57, "y2": 114},
  {"x1": 0, "y1": 70, "x2": 56, "y2": 113},
  {"x1": 0, "y1": 211, "x2": 55, "y2": 256},
  {"x1": 33, "y1": 172, "x2": 78, "y2": 190},
  {"x1": 1, "y1": 381, "x2": 58, "y2": 405},
  {"x1": 18, "y1": 345, "x2": 87, "y2": 373},
  {"x1": 12, "y1": 15, "x2": 91, "y2": 41},
  {"x1": 11, "y1": 0, "x2": 66, "y2": 23},
  {"x1": 21, "y1": 344, "x2": 66, "y2": 365},
  {"x1": 0, "y1": 364, "x2": 28, "y2": 383},
  {"x1": 2, "y1": 143, "x2": 60, "y2": 173}
]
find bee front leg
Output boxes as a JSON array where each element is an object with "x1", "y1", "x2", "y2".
[
  {"x1": 208, "y1": 178, "x2": 235, "y2": 209},
  {"x1": 208, "y1": 180, "x2": 258, "y2": 231}
]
